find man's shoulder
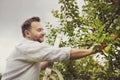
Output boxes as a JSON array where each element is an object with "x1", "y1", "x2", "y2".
[
  {"x1": 17, "y1": 38, "x2": 38, "y2": 46},
  {"x1": 15, "y1": 38, "x2": 50, "y2": 52}
]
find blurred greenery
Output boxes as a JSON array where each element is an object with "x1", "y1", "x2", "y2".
[{"x1": 40, "y1": 0, "x2": 120, "y2": 80}]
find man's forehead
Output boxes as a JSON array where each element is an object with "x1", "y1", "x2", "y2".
[
  {"x1": 31, "y1": 21, "x2": 43, "y2": 28},
  {"x1": 31, "y1": 21, "x2": 40, "y2": 26}
]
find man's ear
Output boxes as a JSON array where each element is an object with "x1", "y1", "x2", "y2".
[{"x1": 24, "y1": 30, "x2": 31, "y2": 38}]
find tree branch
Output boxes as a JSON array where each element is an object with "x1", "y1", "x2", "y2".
[{"x1": 105, "y1": 6, "x2": 120, "y2": 31}]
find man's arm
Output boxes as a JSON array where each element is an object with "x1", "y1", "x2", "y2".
[{"x1": 70, "y1": 46, "x2": 95, "y2": 60}]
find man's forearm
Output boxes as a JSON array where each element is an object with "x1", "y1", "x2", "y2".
[{"x1": 70, "y1": 48, "x2": 94, "y2": 60}]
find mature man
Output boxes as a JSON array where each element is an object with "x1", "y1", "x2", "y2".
[{"x1": 1, "y1": 17, "x2": 99, "y2": 80}]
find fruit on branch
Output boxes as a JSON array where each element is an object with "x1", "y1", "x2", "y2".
[
  {"x1": 111, "y1": 0, "x2": 116, "y2": 4},
  {"x1": 110, "y1": 33, "x2": 117, "y2": 40},
  {"x1": 104, "y1": 44, "x2": 111, "y2": 53},
  {"x1": 101, "y1": 42, "x2": 107, "y2": 48}
]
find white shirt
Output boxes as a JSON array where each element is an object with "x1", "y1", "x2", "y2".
[{"x1": 1, "y1": 38, "x2": 71, "y2": 80}]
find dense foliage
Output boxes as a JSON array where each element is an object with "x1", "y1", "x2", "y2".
[{"x1": 41, "y1": 0, "x2": 120, "y2": 80}]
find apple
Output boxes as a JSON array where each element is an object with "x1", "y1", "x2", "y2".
[
  {"x1": 101, "y1": 42, "x2": 107, "y2": 48},
  {"x1": 110, "y1": 33, "x2": 117, "y2": 40},
  {"x1": 104, "y1": 45, "x2": 111, "y2": 53},
  {"x1": 111, "y1": 0, "x2": 115, "y2": 4}
]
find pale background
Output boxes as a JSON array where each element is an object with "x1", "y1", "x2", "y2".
[{"x1": 0, "y1": 0, "x2": 84, "y2": 73}]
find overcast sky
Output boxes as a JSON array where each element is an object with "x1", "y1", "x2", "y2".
[{"x1": 0, "y1": 0, "x2": 84, "y2": 73}]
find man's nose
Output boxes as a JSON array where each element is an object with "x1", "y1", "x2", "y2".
[{"x1": 42, "y1": 31, "x2": 46, "y2": 35}]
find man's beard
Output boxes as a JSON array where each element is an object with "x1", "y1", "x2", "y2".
[
  {"x1": 34, "y1": 38, "x2": 43, "y2": 43},
  {"x1": 37, "y1": 40, "x2": 42, "y2": 43},
  {"x1": 32, "y1": 36, "x2": 44, "y2": 43}
]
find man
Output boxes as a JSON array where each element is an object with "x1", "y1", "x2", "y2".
[{"x1": 2, "y1": 17, "x2": 100, "y2": 80}]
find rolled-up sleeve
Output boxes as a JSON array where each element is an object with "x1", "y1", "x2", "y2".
[
  {"x1": 16, "y1": 39, "x2": 71, "y2": 62},
  {"x1": 40, "y1": 47, "x2": 71, "y2": 62}
]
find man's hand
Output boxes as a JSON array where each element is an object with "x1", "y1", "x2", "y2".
[
  {"x1": 91, "y1": 44, "x2": 103, "y2": 54},
  {"x1": 40, "y1": 61, "x2": 53, "y2": 70}
]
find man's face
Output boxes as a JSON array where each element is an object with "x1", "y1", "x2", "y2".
[{"x1": 27, "y1": 21, "x2": 45, "y2": 42}]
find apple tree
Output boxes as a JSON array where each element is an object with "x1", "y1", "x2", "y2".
[{"x1": 41, "y1": 0, "x2": 120, "y2": 79}]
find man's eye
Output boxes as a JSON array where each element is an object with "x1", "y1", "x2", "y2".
[
  {"x1": 37, "y1": 29, "x2": 43, "y2": 32},
  {"x1": 38, "y1": 29, "x2": 41, "y2": 32}
]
